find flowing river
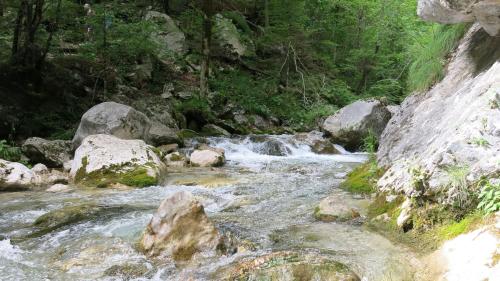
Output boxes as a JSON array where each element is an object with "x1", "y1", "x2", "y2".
[{"x1": 0, "y1": 135, "x2": 417, "y2": 281}]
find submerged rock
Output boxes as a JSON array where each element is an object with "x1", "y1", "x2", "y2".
[
  {"x1": 22, "y1": 137, "x2": 72, "y2": 168},
  {"x1": 46, "y1": 184, "x2": 72, "y2": 193},
  {"x1": 218, "y1": 251, "x2": 360, "y2": 281},
  {"x1": 190, "y1": 148, "x2": 225, "y2": 167},
  {"x1": 321, "y1": 100, "x2": 391, "y2": 151},
  {"x1": 70, "y1": 134, "x2": 166, "y2": 188},
  {"x1": 72, "y1": 102, "x2": 152, "y2": 149},
  {"x1": 104, "y1": 263, "x2": 150, "y2": 280},
  {"x1": 314, "y1": 195, "x2": 361, "y2": 222},
  {"x1": 33, "y1": 204, "x2": 103, "y2": 235},
  {"x1": 0, "y1": 159, "x2": 34, "y2": 191},
  {"x1": 139, "y1": 191, "x2": 222, "y2": 262}
]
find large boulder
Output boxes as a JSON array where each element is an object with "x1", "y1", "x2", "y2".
[
  {"x1": 321, "y1": 100, "x2": 391, "y2": 151},
  {"x1": 72, "y1": 102, "x2": 152, "y2": 149},
  {"x1": 377, "y1": 25, "x2": 500, "y2": 201},
  {"x1": 417, "y1": 0, "x2": 500, "y2": 36},
  {"x1": 22, "y1": 137, "x2": 72, "y2": 168},
  {"x1": 190, "y1": 148, "x2": 225, "y2": 167},
  {"x1": 213, "y1": 14, "x2": 252, "y2": 60},
  {"x1": 70, "y1": 134, "x2": 166, "y2": 188},
  {"x1": 139, "y1": 191, "x2": 222, "y2": 261},
  {"x1": 0, "y1": 159, "x2": 34, "y2": 191},
  {"x1": 145, "y1": 11, "x2": 187, "y2": 57}
]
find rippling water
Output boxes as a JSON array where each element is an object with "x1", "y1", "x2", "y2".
[{"x1": 0, "y1": 135, "x2": 416, "y2": 281}]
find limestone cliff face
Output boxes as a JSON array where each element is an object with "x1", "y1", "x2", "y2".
[{"x1": 377, "y1": 23, "x2": 500, "y2": 199}]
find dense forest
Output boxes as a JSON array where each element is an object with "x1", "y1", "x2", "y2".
[{"x1": 0, "y1": 0, "x2": 465, "y2": 140}]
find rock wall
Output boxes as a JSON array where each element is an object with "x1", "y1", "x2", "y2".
[
  {"x1": 418, "y1": 0, "x2": 500, "y2": 36},
  {"x1": 377, "y1": 23, "x2": 500, "y2": 200}
]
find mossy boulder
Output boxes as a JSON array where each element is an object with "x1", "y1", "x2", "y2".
[
  {"x1": 217, "y1": 251, "x2": 360, "y2": 281},
  {"x1": 70, "y1": 135, "x2": 166, "y2": 188}
]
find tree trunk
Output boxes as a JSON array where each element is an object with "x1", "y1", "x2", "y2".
[
  {"x1": 0, "y1": 0, "x2": 4, "y2": 17},
  {"x1": 264, "y1": 0, "x2": 269, "y2": 28},
  {"x1": 200, "y1": 0, "x2": 213, "y2": 97}
]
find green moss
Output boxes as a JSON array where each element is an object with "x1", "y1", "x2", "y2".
[
  {"x1": 435, "y1": 212, "x2": 482, "y2": 241},
  {"x1": 367, "y1": 194, "x2": 404, "y2": 219},
  {"x1": 340, "y1": 162, "x2": 383, "y2": 194},
  {"x1": 120, "y1": 168, "x2": 157, "y2": 187},
  {"x1": 75, "y1": 162, "x2": 158, "y2": 188}
]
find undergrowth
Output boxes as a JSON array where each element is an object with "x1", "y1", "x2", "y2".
[{"x1": 407, "y1": 23, "x2": 468, "y2": 92}]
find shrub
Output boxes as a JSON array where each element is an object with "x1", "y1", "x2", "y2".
[
  {"x1": 0, "y1": 140, "x2": 23, "y2": 162},
  {"x1": 407, "y1": 24, "x2": 468, "y2": 92},
  {"x1": 477, "y1": 182, "x2": 500, "y2": 214}
]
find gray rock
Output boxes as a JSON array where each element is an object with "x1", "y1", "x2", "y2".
[
  {"x1": 148, "y1": 122, "x2": 181, "y2": 146},
  {"x1": 145, "y1": 11, "x2": 187, "y2": 57},
  {"x1": 294, "y1": 131, "x2": 340, "y2": 155},
  {"x1": 472, "y1": 0, "x2": 500, "y2": 36},
  {"x1": 213, "y1": 14, "x2": 252, "y2": 60},
  {"x1": 377, "y1": 25, "x2": 500, "y2": 202},
  {"x1": 321, "y1": 100, "x2": 391, "y2": 151},
  {"x1": 417, "y1": 0, "x2": 500, "y2": 36},
  {"x1": 72, "y1": 102, "x2": 152, "y2": 149},
  {"x1": 139, "y1": 191, "x2": 222, "y2": 261},
  {"x1": 46, "y1": 184, "x2": 72, "y2": 193},
  {"x1": 202, "y1": 124, "x2": 231, "y2": 137},
  {"x1": 22, "y1": 137, "x2": 72, "y2": 168}
]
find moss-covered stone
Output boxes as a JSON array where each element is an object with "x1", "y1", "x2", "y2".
[
  {"x1": 32, "y1": 204, "x2": 102, "y2": 236},
  {"x1": 104, "y1": 263, "x2": 150, "y2": 279}
]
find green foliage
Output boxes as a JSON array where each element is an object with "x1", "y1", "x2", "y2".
[
  {"x1": 445, "y1": 165, "x2": 475, "y2": 209},
  {"x1": 362, "y1": 130, "x2": 379, "y2": 154},
  {"x1": 0, "y1": 140, "x2": 22, "y2": 162},
  {"x1": 435, "y1": 212, "x2": 482, "y2": 241},
  {"x1": 477, "y1": 182, "x2": 500, "y2": 214},
  {"x1": 407, "y1": 24, "x2": 468, "y2": 92},
  {"x1": 470, "y1": 137, "x2": 491, "y2": 148},
  {"x1": 367, "y1": 194, "x2": 404, "y2": 219}
]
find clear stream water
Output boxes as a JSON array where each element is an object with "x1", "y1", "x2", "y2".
[{"x1": 0, "y1": 135, "x2": 417, "y2": 281}]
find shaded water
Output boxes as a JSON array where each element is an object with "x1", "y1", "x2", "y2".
[{"x1": 0, "y1": 135, "x2": 417, "y2": 280}]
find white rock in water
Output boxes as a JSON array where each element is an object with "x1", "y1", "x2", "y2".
[
  {"x1": 70, "y1": 134, "x2": 166, "y2": 188},
  {"x1": 0, "y1": 160, "x2": 34, "y2": 191},
  {"x1": 190, "y1": 149, "x2": 225, "y2": 167}
]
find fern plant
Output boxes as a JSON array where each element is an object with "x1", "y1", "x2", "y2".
[
  {"x1": 477, "y1": 182, "x2": 500, "y2": 214},
  {"x1": 0, "y1": 140, "x2": 23, "y2": 162}
]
